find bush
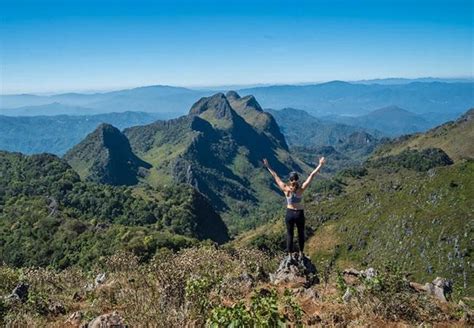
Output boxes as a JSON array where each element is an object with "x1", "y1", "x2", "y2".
[{"x1": 367, "y1": 148, "x2": 453, "y2": 172}]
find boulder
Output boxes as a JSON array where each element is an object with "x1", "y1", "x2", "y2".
[
  {"x1": 409, "y1": 277, "x2": 453, "y2": 302},
  {"x1": 270, "y1": 254, "x2": 319, "y2": 288},
  {"x1": 88, "y1": 311, "x2": 126, "y2": 328},
  {"x1": 5, "y1": 282, "x2": 29, "y2": 303}
]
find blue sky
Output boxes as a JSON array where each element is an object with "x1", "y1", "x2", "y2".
[{"x1": 1, "y1": 0, "x2": 473, "y2": 94}]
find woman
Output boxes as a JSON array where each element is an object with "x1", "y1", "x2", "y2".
[{"x1": 262, "y1": 157, "x2": 326, "y2": 259}]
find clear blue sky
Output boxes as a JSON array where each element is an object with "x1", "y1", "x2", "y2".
[{"x1": 1, "y1": 0, "x2": 473, "y2": 94}]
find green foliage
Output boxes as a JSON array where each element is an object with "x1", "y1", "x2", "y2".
[
  {"x1": 283, "y1": 289, "x2": 303, "y2": 326},
  {"x1": 185, "y1": 276, "x2": 215, "y2": 317},
  {"x1": 367, "y1": 148, "x2": 453, "y2": 172},
  {"x1": 207, "y1": 288, "x2": 286, "y2": 328},
  {"x1": 0, "y1": 151, "x2": 228, "y2": 269}
]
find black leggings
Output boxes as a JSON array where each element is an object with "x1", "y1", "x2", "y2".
[{"x1": 285, "y1": 208, "x2": 305, "y2": 253}]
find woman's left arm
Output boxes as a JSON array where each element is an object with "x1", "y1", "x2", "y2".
[{"x1": 301, "y1": 157, "x2": 325, "y2": 191}]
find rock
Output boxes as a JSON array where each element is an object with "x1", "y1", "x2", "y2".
[
  {"x1": 48, "y1": 301, "x2": 66, "y2": 316},
  {"x1": 409, "y1": 277, "x2": 453, "y2": 302},
  {"x1": 66, "y1": 311, "x2": 83, "y2": 326},
  {"x1": 95, "y1": 273, "x2": 107, "y2": 285},
  {"x1": 85, "y1": 273, "x2": 107, "y2": 291},
  {"x1": 5, "y1": 282, "x2": 29, "y2": 303},
  {"x1": 342, "y1": 267, "x2": 378, "y2": 280},
  {"x1": 270, "y1": 254, "x2": 319, "y2": 288},
  {"x1": 429, "y1": 277, "x2": 453, "y2": 302},
  {"x1": 88, "y1": 311, "x2": 126, "y2": 328},
  {"x1": 293, "y1": 287, "x2": 319, "y2": 301},
  {"x1": 342, "y1": 287, "x2": 352, "y2": 303}
]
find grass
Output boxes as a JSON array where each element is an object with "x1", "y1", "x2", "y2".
[{"x1": 1, "y1": 246, "x2": 468, "y2": 327}]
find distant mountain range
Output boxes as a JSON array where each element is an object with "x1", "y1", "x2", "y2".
[
  {"x1": 322, "y1": 105, "x2": 433, "y2": 137},
  {"x1": 0, "y1": 111, "x2": 162, "y2": 155},
  {"x1": 2, "y1": 80, "x2": 472, "y2": 117},
  {"x1": 240, "y1": 81, "x2": 473, "y2": 116}
]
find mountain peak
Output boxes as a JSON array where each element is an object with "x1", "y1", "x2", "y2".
[
  {"x1": 225, "y1": 90, "x2": 241, "y2": 100},
  {"x1": 64, "y1": 123, "x2": 151, "y2": 185},
  {"x1": 368, "y1": 105, "x2": 415, "y2": 116},
  {"x1": 188, "y1": 93, "x2": 238, "y2": 130}
]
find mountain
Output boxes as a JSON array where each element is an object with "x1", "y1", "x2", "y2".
[
  {"x1": 0, "y1": 102, "x2": 95, "y2": 116},
  {"x1": 325, "y1": 106, "x2": 432, "y2": 137},
  {"x1": 64, "y1": 123, "x2": 152, "y2": 185},
  {"x1": 0, "y1": 111, "x2": 163, "y2": 155},
  {"x1": 226, "y1": 91, "x2": 288, "y2": 150},
  {"x1": 2, "y1": 81, "x2": 472, "y2": 118},
  {"x1": 373, "y1": 108, "x2": 474, "y2": 162},
  {"x1": 266, "y1": 108, "x2": 382, "y2": 173},
  {"x1": 235, "y1": 109, "x2": 474, "y2": 295},
  {"x1": 0, "y1": 150, "x2": 229, "y2": 268},
  {"x1": 123, "y1": 92, "x2": 308, "y2": 233},
  {"x1": 0, "y1": 85, "x2": 211, "y2": 116},
  {"x1": 266, "y1": 107, "x2": 381, "y2": 147},
  {"x1": 240, "y1": 81, "x2": 473, "y2": 116}
]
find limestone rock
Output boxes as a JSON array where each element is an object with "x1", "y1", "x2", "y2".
[
  {"x1": 342, "y1": 287, "x2": 353, "y2": 303},
  {"x1": 88, "y1": 311, "x2": 126, "y2": 328},
  {"x1": 270, "y1": 254, "x2": 319, "y2": 288},
  {"x1": 409, "y1": 276, "x2": 453, "y2": 302}
]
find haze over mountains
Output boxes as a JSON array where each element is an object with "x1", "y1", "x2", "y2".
[{"x1": 1, "y1": 80, "x2": 472, "y2": 118}]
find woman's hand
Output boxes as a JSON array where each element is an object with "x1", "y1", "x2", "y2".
[
  {"x1": 262, "y1": 158, "x2": 269, "y2": 168},
  {"x1": 318, "y1": 156, "x2": 326, "y2": 166}
]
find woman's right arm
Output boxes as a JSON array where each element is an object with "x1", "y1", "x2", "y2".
[
  {"x1": 301, "y1": 157, "x2": 325, "y2": 191},
  {"x1": 262, "y1": 159, "x2": 288, "y2": 192}
]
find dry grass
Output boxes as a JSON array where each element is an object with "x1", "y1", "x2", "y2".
[{"x1": 1, "y1": 246, "x2": 470, "y2": 327}]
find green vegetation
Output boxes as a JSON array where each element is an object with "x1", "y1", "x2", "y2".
[
  {"x1": 366, "y1": 148, "x2": 453, "y2": 172},
  {"x1": 0, "y1": 151, "x2": 228, "y2": 269},
  {"x1": 373, "y1": 108, "x2": 474, "y2": 162},
  {"x1": 0, "y1": 247, "x2": 466, "y2": 327},
  {"x1": 64, "y1": 123, "x2": 151, "y2": 185},
  {"x1": 124, "y1": 93, "x2": 310, "y2": 234}
]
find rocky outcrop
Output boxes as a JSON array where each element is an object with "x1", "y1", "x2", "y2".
[
  {"x1": 270, "y1": 254, "x2": 319, "y2": 288},
  {"x1": 409, "y1": 277, "x2": 453, "y2": 302},
  {"x1": 5, "y1": 282, "x2": 29, "y2": 303},
  {"x1": 88, "y1": 311, "x2": 126, "y2": 328}
]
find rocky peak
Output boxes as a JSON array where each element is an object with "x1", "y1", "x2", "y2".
[
  {"x1": 225, "y1": 90, "x2": 241, "y2": 100},
  {"x1": 189, "y1": 93, "x2": 235, "y2": 119},
  {"x1": 64, "y1": 123, "x2": 151, "y2": 185}
]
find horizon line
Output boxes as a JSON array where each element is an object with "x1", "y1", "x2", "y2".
[{"x1": 2, "y1": 75, "x2": 473, "y2": 97}]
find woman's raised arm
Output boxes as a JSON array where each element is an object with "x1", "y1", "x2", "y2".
[
  {"x1": 262, "y1": 158, "x2": 288, "y2": 192},
  {"x1": 301, "y1": 157, "x2": 325, "y2": 191}
]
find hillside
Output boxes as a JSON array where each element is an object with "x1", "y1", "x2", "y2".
[
  {"x1": 267, "y1": 108, "x2": 382, "y2": 174},
  {"x1": 0, "y1": 111, "x2": 162, "y2": 155},
  {"x1": 64, "y1": 123, "x2": 152, "y2": 186},
  {"x1": 374, "y1": 108, "x2": 474, "y2": 161},
  {"x1": 0, "y1": 151, "x2": 229, "y2": 269},
  {"x1": 124, "y1": 92, "x2": 309, "y2": 233},
  {"x1": 234, "y1": 111, "x2": 474, "y2": 296},
  {"x1": 2, "y1": 246, "x2": 469, "y2": 327},
  {"x1": 326, "y1": 105, "x2": 433, "y2": 137},
  {"x1": 266, "y1": 108, "x2": 379, "y2": 147}
]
